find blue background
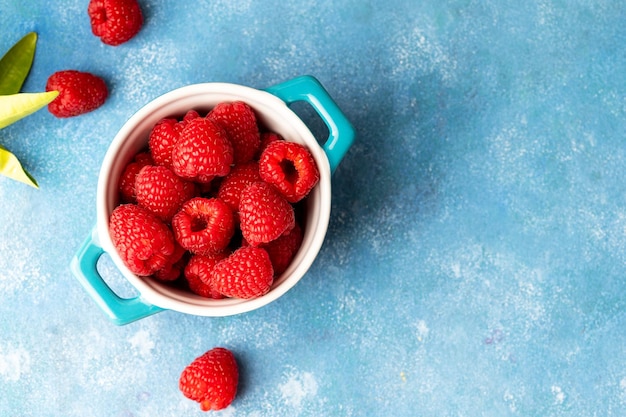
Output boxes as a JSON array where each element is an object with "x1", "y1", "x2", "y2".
[{"x1": 2, "y1": 1, "x2": 626, "y2": 416}]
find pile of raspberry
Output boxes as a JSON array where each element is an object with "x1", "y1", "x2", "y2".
[{"x1": 109, "y1": 101, "x2": 320, "y2": 300}]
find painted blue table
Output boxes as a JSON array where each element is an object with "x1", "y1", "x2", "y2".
[{"x1": 2, "y1": 1, "x2": 626, "y2": 416}]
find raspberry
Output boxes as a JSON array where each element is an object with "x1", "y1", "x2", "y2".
[
  {"x1": 109, "y1": 204, "x2": 176, "y2": 276},
  {"x1": 118, "y1": 152, "x2": 153, "y2": 203},
  {"x1": 154, "y1": 244, "x2": 187, "y2": 282},
  {"x1": 148, "y1": 110, "x2": 200, "y2": 169},
  {"x1": 239, "y1": 181, "x2": 295, "y2": 246},
  {"x1": 172, "y1": 197, "x2": 235, "y2": 255},
  {"x1": 45, "y1": 70, "x2": 108, "y2": 118},
  {"x1": 179, "y1": 347, "x2": 239, "y2": 411},
  {"x1": 258, "y1": 131, "x2": 283, "y2": 156},
  {"x1": 148, "y1": 118, "x2": 180, "y2": 168},
  {"x1": 182, "y1": 109, "x2": 201, "y2": 122},
  {"x1": 208, "y1": 101, "x2": 260, "y2": 164},
  {"x1": 171, "y1": 117, "x2": 233, "y2": 183},
  {"x1": 212, "y1": 247, "x2": 274, "y2": 299},
  {"x1": 259, "y1": 141, "x2": 320, "y2": 203},
  {"x1": 184, "y1": 253, "x2": 227, "y2": 299},
  {"x1": 216, "y1": 162, "x2": 261, "y2": 214},
  {"x1": 263, "y1": 222, "x2": 303, "y2": 276},
  {"x1": 87, "y1": 0, "x2": 143, "y2": 46},
  {"x1": 135, "y1": 165, "x2": 197, "y2": 222}
]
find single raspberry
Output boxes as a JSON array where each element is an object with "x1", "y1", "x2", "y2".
[
  {"x1": 182, "y1": 109, "x2": 201, "y2": 122},
  {"x1": 148, "y1": 110, "x2": 200, "y2": 169},
  {"x1": 109, "y1": 204, "x2": 176, "y2": 276},
  {"x1": 172, "y1": 197, "x2": 235, "y2": 255},
  {"x1": 135, "y1": 165, "x2": 197, "y2": 222},
  {"x1": 118, "y1": 152, "x2": 153, "y2": 203},
  {"x1": 258, "y1": 131, "x2": 283, "y2": 157},
  {"x1": 154, "y1": 244, "x2": 187, "y2": 282},
  {"x1": 208, "y1": 101, "x2": 260, "y2": 164},
  {"x1": 45, "y1": 70, "x2": 108, "y2": 118},
  {"x1": 171, "y1": 117, "x2": 233, "y2": 183},
  {"x1": 263, "y1": 222, "x2": 303, "y2": 276},
  {"x1": 87, "y1": 0, "x2": 143, "y2": 46},
  {"x1": 216, "y1": 162, "x2": 261, "y2": 214},
  {"x1": 259, "y1": 140, "x2": 320, "y2": 203},
  {"x1": 148, "y1": 118, "x2": 180, "y2": 168},
  {"x1": 179, "y1": 347, "x2": 239, "y2": 411},
  {"x1": 239, "y1": 181, "x2": 295, "y2": 246},
  {"x1": 184, "y1": 253, "x2": 227, "y2": 299},
  {"x1": 212, "y1": 247, "x2": 274, "y2": 299}
]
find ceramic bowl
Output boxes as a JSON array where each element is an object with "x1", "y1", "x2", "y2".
[{"x1": 71, "y1": 75, "x2": 354, "y2": 325}]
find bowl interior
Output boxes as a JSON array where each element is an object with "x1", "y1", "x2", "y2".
[{"x1": 96, "y1": 83, "x2": 332, "y2": 316}]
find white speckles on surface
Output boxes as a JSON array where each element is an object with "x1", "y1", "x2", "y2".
[
  {"x1": 129, "y1": 329, "x2": 155, "y2": 358},
  {"x1": 278, "y1": 369, "x2": 319, "y2": 409},
  {"x1": 551, "y1": 385, "x2": 565, "y2": 405},
  {"x1": 0, "y1": 343, "x2": 31, "y2": 382}
]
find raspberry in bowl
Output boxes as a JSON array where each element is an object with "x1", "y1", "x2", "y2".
[{"x1": 70, "y1": 76, "x2": 354, "y2": 324}]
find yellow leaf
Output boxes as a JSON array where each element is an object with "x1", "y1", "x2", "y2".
[
  {"x1": 0, "y1": 144, "x2": 38, "y2": 188},
  {"x1": 0, "y1": 91, "x2": 58, "y2": 129}
]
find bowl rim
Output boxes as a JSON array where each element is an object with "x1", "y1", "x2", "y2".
[{"x1": 95, "y1": 82, "x2": 332, "y2": 316}]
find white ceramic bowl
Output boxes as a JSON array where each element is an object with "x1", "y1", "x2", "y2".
[{"x1": 71, "y1": 76, "x2": 354, "y2": 325}]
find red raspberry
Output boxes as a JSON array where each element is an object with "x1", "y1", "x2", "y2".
[
  {"x1": 208, "y1": 101, "x2": 260, "y2": 164},
  {"x1": 87, "y1": 0, "x2": 143, "y2": 46},
  {"x1": 109, "y1": 204, "x2": 176, "y2": 276},
  {"x1": 263, "y1": 222, "x2": 303, "y2": 276},
  {"x1": 212, "y1": 247, "x2": 274, "y2": 299},
  {"x1": 148, "y1": 118, "x2": 180, "y2": 168},
  {"x1": 148, "y1": 110, "x2": 200, "y2": 169},
  {"x1": 239, "y1": 181, "x2": 295, "y2": 246},
  {"x1": 216, "y1": 162, "x2": 261, "y2": 214},
  {"x1": 135, "y1": 165, "x2": 197, "y2": 222},
  {"x1": 184, "y1": 253, "x2": 227, "y2": 299},
  {"x1": 172, "y1": 197, "x2": 235, "y2": 255},
  {"x1": 154, "y1": 244, "x2": 187, "y2": 282},
  {"x1": 179, "y1": 347, "x2": 239, "y2": 411},
  {"x1": 45, "y1": 70, "x2": 108, "y2": 118},
  {"x1": 171, "y1": 117, "x2": 233, "y2": 183},
  {"x1": 259, "y1": 140, "x2": 320, "y2": 203},
  {"x1": 258, "y1": 131, "x2": 283, "y2": 156},
  {"x1": 118, "y1": 152, "x2": 153, "y2": 203},
  {"x1": 182, "y1": 109, "x2": 201, "y2": 122}
]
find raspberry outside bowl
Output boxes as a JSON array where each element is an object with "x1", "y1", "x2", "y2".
[{"x1": 70, "y1": 75, "x2": 354, "y2": 325}]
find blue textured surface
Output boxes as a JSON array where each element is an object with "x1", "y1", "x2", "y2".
[{"x1": 2, "y1": 1, "x2": 626, "y2": 416}]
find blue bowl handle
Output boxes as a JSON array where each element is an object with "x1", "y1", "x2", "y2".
[
  {"x1": 70, "y1": 227, "x2": 164, "y2": 325},
  {"x1": 265, "y1": 75, "x2": 355, "y2": 173}
]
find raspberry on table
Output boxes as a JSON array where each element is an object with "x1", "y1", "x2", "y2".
[
  {"x1": 109, "y1": 204, "x2": 177, "y2": 276},
  {"x1": 212, "y1": 246, "x2": 274, "y2": 299},
  {"x1": 179, "y1": 347, "x2": 239, "y2": 411},
  {"x1": 118, "y1": 152, "x2": 153, "y2": 203},
  {"x1": 45, "y1": 70, "x2": 108, "y2": 118},
  {"x1": 184, "y1": 253, "x2": 227, "y2": 299},
  {"x1": 208, "y1": 101, "x2": 260, "y2": 164},
  {"x1": 239, "y1": 181, "x2": 295, "y2": 247},
  {"x1": 87, "y1": 0, "x2": 143, "y2": 46},
  {"x1": 135, "y1": 165, "x2": 197, "y2": 222},
  {"x1": 172, "y1": 197, "x2": 235, "y2": 255},
  {"x1": 171, "y1": 117, "x2": 234, "y2": 183},
  {"x1": 259, "y1": 140, "x2": 320, "y2": 203}
]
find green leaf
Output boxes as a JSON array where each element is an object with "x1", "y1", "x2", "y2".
[
  {"x1": 0, "y1": 91, "x2": 59, "y2": 129},
  {"x1": 0, "y1": 144, "x2": 38, "y2": 188},
  {"x1": 0, "y1": 32, "x2": 37, "y2": 95}
]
